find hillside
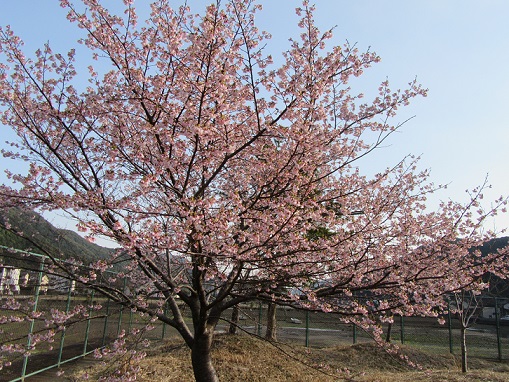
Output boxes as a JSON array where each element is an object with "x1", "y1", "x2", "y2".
[
  {"x1": 0, "y1": 207, "x2": 114, "y2": 266},
  {"x1": 475, "y1": 237, "x2": 509, "y2": 297}
]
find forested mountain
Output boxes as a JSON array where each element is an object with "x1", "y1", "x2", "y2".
[
  {"x1": 0, "y1": 207, "x2": 114, "y2": 266},
  {"x1": 477, "y1": 236, "x2": 509, "y2": 297},
  {"x1": 477, "y1": 236, "x2": 509, "y2": 257}
]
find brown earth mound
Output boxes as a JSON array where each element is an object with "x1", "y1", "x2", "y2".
[{"x1": 67, "y1": 334, "x2": 509, "y2": 381}]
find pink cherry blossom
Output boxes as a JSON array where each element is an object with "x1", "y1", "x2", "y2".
[{"x1": 0, "y1": 1, "x2": 508, "y2": 381}]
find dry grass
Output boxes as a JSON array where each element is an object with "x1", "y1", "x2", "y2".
[{"x1": 70, "y1": 334, "x2": 509, "y2": 381}]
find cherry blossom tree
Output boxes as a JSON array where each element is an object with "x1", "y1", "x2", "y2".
[
  {"x1": 451, "y1": 289, "x2": 482, "y2": 373},
  {"x1": 0, "y1": 1, "x2": 507, "y2": 381},
  {"x1": 449, "y1": 242, "x2": 509, "y2": 373}
]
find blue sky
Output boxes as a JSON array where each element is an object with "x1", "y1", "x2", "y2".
[{"x1": 1, "y1": 1, "x2": 508, "y2": 234}]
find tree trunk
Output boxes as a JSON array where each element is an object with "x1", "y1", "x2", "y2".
[
  {"x1": 385, "y1": 322, "x2": 392, "y2": 343},
  {"x1": 265, "y1": 302, "x2": 277, "y2": 341},
  {"x1": 191, "y1": 331, "x2": 219, "y2": 382},
  {"x1": 460, "y1": 325, "x2": 468, "y2": 373},
  {"x1": 229, "y1": 304, "x2": 239, "y2": 334}
]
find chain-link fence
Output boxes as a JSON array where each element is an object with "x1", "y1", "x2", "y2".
[
  {"x1": 219, "y1": 300, "x2": 509, "y2": 361},
  {"x1": 0, "y1": 248, "x2": 149, "y2": 382},
  {"x1": 2, "y1": 247, "x2": 509, "y2": 381}
]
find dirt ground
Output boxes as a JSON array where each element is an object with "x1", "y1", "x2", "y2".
[
  {"x1": 60, "y1": 334, "x2": 509, "y2": 382},
  {"x1": 4, "y1": 311, "x2": 509, "y2": 381}
]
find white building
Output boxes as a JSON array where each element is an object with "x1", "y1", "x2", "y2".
[{"x1": 0, "y1": 266, "x2": 21, "y2": 294}]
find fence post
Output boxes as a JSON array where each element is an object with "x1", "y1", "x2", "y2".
[
  {"x1": 400, "y1": 315, "x2": 405, "y2": 344},
  {"x1": 83, "y1": 290, "x2": 95, "y2": 355},
  {"x1": 448, "y1": 298, "x2": 453, "y2": 354},
  {"x1": 352, "y1": 323, "x2": 357, "y2": 344},
  {"x1": 21, "y1": 258, "x2": 45, "y2": 381},
  {"x1": 161, "y1": 303, "x2": 168, "y2": 339},
  {"x1": 128, "y1": 307, "x2": 133, "y2": 334},
  {"x1": 257, "y1": 302, "x2": 262, "y2": 336},
  {"x1": 495, "y1": 297, "x2": 502, "y2": 361},
  {"x1": 305, "y1": 311, "x2": 310, "y2": 347},
  {"x1": 116, "y1": 278, "x2": 127, "y2": 337},
  {"x1": 116, "y1": 305, "x2": 123, "y2": 337},
  {"x1": 102, "y1": 298, "x2": 111, "y2": 346},
  {"x1": 57, "y1": 284, "x2": 73, "y2": 367}
]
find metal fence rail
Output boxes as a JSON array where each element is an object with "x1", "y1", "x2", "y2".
[
  {"x1": 2, "y1": 246, "x2": 509, "y2": 380},
  {"x1": 222, "y1": 300, "x2": 509, "y2": 361},
  {"x1": 0, "y1": 247, "x2": 128, "y2": 382},
  {"x1": 4, "y1": 298, "x2": 509, "y2": 381},
  {"x1": 1, "y1": 293, "x2": 123, "y2": 381}
]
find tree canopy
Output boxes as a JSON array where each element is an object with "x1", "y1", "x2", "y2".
[{"x1": 0, "y1": 1, "x2": 507, "y2": 381}]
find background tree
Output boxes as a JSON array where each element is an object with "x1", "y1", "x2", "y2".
[
  {"x1": 449, "y1": 245, "x2": 509, "y2": 373},
  {"x1": 451, "y1": 289, "x2": 482, "y2": 373},
  {"x1": 0, "y1": 1, "x2": 507, "y2": 381}
]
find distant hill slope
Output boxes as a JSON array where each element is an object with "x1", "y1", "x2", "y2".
[
  {"x1": 0, "y1": 207, "x2": 114, "y2": 266},
  {"x1": 477, "y1": 236, "x2": 509, "y2": 257},
  {"x1": 476, "y1": 236, "x2": 509, "y2": 297}
]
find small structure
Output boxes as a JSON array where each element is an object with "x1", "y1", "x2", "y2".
[
  {"x1": 0, "y1": 266, "x2": 21, "y2": 294},
  {"x1": 40, "y1": 275, "x2": 49, "y2": 294}
]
